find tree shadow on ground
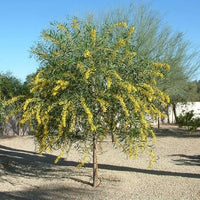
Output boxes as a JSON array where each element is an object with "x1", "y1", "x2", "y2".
[
  {"x1": 154, "y1": 126, "x2": 200, "y2": 138},
  {"x1": 1, "y1": 144, "x2": 200, "y2": 184},
  {"x1": 170, "y1": 154, "x2": 200, "y2": 166},
  {"x1": 0, "y1": 185, "x2": 100, "y2": 200}
]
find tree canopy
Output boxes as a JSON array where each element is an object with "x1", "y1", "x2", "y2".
[{"x1": 4, "y1": 15, "x2": 170, "y2": 187}]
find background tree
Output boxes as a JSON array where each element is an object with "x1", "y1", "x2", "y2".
[
  {"x1": 0, "y1": 72, "x2": 28, "y2": 100},
  {"x1": 104, "y1": 3, "x2": 200, "y2": 124},
  {"x1": 4, "y1": 16, "x2": 170, "y2": 186},
  {"x1": 0, "y1": 73, "x2": 29, "y2": 133}
]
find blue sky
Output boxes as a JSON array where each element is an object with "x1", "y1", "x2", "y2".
[{"x1": 0, "y1": 0, "x2": 200, "y2": 82}]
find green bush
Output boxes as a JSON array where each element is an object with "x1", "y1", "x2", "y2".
[{"x1": 177, "y1": 110, "x2": 200, "y2": 132}]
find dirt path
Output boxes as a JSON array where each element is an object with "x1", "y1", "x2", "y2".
[{"x1": 0, "y1": 125, "x2": 200, "y2": 200}]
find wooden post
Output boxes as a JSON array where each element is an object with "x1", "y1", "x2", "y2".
[
  {"x1": 93, "y1": 134, "x2": 99, "y2": 187},
  {"x1": 157, "y1": 117, "x2": 160, "y2": 129}
]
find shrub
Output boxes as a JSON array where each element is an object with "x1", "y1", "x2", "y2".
[{"x1": 177, "y1": 110, "x2": 200, "y2": 132}]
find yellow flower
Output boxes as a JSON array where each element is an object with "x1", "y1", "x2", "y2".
[
  {"x1": 36, "y1": 104, "x2": 42, "y2": 125},
  {"x1": 34, "y1": 70, "x2": 44, "y2": 84},
  {"x1": 3, "y1": 95, "x2": 25, "y2": 106},
  {"x1": 52, "y1": 80, "x2": 69, "y2": 96},
  {"x1": 23, "y1": 98, "x2": 38, "y2": 111},
  {"x1": 54, "y1": 151, "x2": 63, "y2": 164},
  {"x1": 164, "y1": 63, "x2": 170, "y2": 71},
  {"x1": 129, "y1": 143, "x2": 133, "y2": 159},
  {"x1": 76, "y1": 149, "x2": 88, "y2": 168},
  {"x1": 68, "y1": 105, "x2": 76, "y2": 132},
  {"x1": 91, "y1": 29, "x2": 96, "y2": 44},
  {"x1": 134, "y1": 140, "x2": 138, "y2": 159},
  {"x1": 84, "y1": 68, "x2": 95, "y2": 83},
  {"x1": 5, "y1": 107, "x2": 20, "y2": 122},
  {"x1": 128, "y1": 26, "x2": 135, "y2": 35},
  {"x1": 120, "y1": 22, "x2": 127, "y2": 28},
  {"x1": 106, "y1": 77, "x2": 112, "y2": 89},
  {"x1": 71, "y1": 18, "x2": 78, "y2": 29},
  {"x1": 153, "y1": 62, "x2": 170, "y2": 71},
  {"x1": 150, "y1": 130, "x2": 156, "y2": 144},
  {"x1": 128, "y1": 94, "x2": 140, "y2": 112},
  {"x1": 152, "y1": 78, "x2": 157, "y2": 85},
  {"x1": 61, "y1": 101, "x2": 71, "y2": 127},
  {"x1": 113, "y1": 95, "x2": 129, "y2": 117},
  {"x1": 108, "y1": 71, "x2": 122, "y2": 81},
  {"x1": 80, "y1": 97, "x2": 96, "y2": 131},
  {"x1": 119, "y1": 82, "x2": 137, "y2": 93},
  {"x1": 165, "y1": 94, "x2": 170, "y2": 103},
  {"x1": 77, "y1": 62, "x2": 85, "y2": 73},
  {"x1": 118, "y1": 38, "x2": 125, "y2": 46},
  {"x1": 84, "y1": 49, "x2": 91, "y2": 58},
  {"x1": 57, "y1": 24, "x2": 67, "y2": 32},
  {"x1": 58, "y1": 123, "x2": 63, "y2": 136},
  {"x1": 96, "y1": 98, "x2": 109, "y2": 112},
  {"x1": 114, "y1": 22, "x2": 127, "y2": 28},
  {"x1": 131, "y1": 52, "x2": 137, "y2": 57},
  {"x1": 148, "y1": 149, "x2": 155, "y2": 168}
]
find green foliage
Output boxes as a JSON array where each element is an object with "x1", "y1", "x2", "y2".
[
  {"x1": 0, "y1": 101, "x2": 4, "y2": 131},
  {"x1": 105, "y1": 3, "x2": 200, "y2": 104},
  {"x1": 0, "y1": 73, "x2": 28, "y2": 100},
  {"x1": 177, "y1": 110, "x2": 200, "y2": 132},
  {"x1": 0, "y1": 73, "x2": 30, "y2": 131},
  {"x1": 4, "y1": 16, "x2": 170, "y2": 167}
]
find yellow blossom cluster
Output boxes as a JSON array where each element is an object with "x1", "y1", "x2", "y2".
[
  {"x1": 128, "y1": 26, "x2": 135, "y2": 35},
  {"x1": 113, "y1": 95, "x2": 129, "y2": 117},
  {"x1": 153, "y1": 62, "x2": 170, "y2": 71},
  {"x1": 5, "y1": 107, "x2": 21, "y2": 122},
  {"x1": 77, "y1": 62, "x2": 85, "y2": 73},
  {"x1": 118, "y1": 82, "x2": 137, "y2": 93},
  {"x1": 108, "y1": 71, "x2": 122, "y2": 81},
  {"x1": 84, "y1": 68, "x2": 95, "y2": 83},
  {"x1": 91, "y1": 29, "x2": 96, "y2": 45},
  {"x1": 96, "y1": 98, "x2": 109, "y2": 112},
  {"x1": 114, "y1": 22, "x2": 127, "y2": 28},
  {"x1": 57, "y1": 24, "x2": 67, "y2": 32},
  {"x1": 84, "y1": 49, "x2": 91, "y2": 58},
  {"x1": 71, "y1": 18, "x2": 78, "y2": 29},
  {"x1": 61, "y1": 101, "x2": 71, "y2": 128},
  {"x1": 23, "y1": 98, "x2": 39, "y2": 111},
  {"x1": 52, "y1": 80, "x2": 69, "y2": 96},
  {"x1": 77, "y1": 149, "x2": 89, "y2": 168},
  {"x1": 3, "y1": 95, "x2": 25, "y2": 106},
  {"x1": 118, "y1": 38, "x2": 125, "y2": 46},
  {"x1": 36, "y1": 104, "x2": 42, "y2": 125},
  {"x1": 128, "y1": 94, "x2": 140, "y2": 113},
  {"x1": 80, "y1": 97, "x2": 96, "y2": 131},
  {"x1": 106, "y1": 77, "x2": 112, "y2": 89}
]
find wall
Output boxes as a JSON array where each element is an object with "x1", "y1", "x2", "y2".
[{"x1": 168, "y1": 102, "x2": 200, "y2": 123}]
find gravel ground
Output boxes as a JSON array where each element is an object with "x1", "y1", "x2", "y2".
[{"x1": 0, "y1": 125, "x2": 200, "y2": 200}]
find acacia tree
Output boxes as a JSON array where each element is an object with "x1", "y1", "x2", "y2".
[{"x1": 4, "y1": 17, "x2": 170, "y2": 186}]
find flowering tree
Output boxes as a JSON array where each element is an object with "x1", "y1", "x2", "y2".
[{"x1": 4, "y1": 17, "x2": 170, "y2": 187}]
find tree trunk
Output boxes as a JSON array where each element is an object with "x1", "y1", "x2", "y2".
[
  {"x1": 93, "y1": 134, "x2": 99, "y2": 187},
  {"x1": 157, "y1": 117, "x2": 160, "y2": 129},
  {"x1": 172, "y1": 104, "x2": 178, "y2": 124}
]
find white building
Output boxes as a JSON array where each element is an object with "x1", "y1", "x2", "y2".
[{"x1": 168, "y1": 102, "x2": 200, "y2": 123}]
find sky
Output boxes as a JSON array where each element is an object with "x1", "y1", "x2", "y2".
[{"x1": 0, "y1": 0, "x2": 200, "y2": 82}]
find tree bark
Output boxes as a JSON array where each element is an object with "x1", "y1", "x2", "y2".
[
  {"x1": 172, "y1": 104, "x2": 178, "y2": 124},
  {"x1": 157, "y1": 117, "x2": 160, "y2": 129},
  {"x1": 93, "y1": 134, "x2": 99, "y2": 187}
]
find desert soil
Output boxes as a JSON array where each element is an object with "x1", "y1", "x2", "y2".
[{"x1": 0, "y1": 125, "x2": 200, "y2": 200}]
